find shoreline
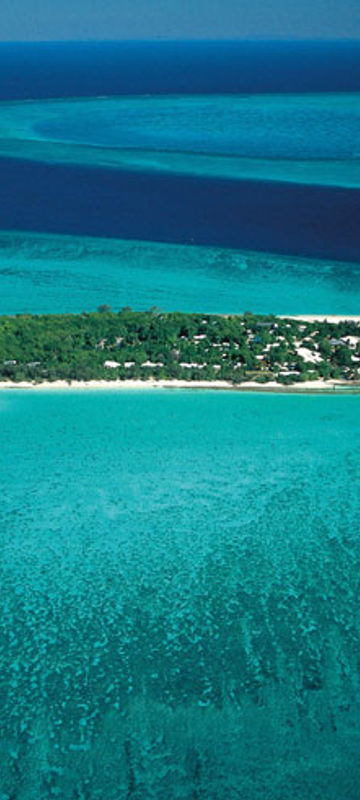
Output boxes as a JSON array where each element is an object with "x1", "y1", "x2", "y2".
[
  {"x1": 1, "y1": 312, "x2": 359, "y2": 394},
  {"x1": 279, "y1": 314, "x2": 360, "y2": 324},
  {"x1": 1, "y1": 379, "x2": 359, "y2": 394}
]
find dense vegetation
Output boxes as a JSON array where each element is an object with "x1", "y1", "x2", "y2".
[{"x1": 0, "y1": 308, "x2": 359, "y2": 384}]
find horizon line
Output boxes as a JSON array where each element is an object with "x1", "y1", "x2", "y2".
[{"x1": 0, "y1": 37, "x2": 360, "y2": 45}]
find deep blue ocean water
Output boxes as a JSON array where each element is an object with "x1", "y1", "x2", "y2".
[
  {"x1": 1, "y1": 41, "x2": 360, "y2": 100},
  {"x1": 1, "y1": 157, "x2": 360, "y2": 260}
]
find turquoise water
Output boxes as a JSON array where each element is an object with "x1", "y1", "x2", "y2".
[
  {"x1": 33, "y1": 94, "x2": 360, "y2": 157},
  {"x1": 2, "y1": 231, "x2": 360, "y2": 316},
  {"x1": 1, "y1": 94, "x2": 360, "y2": 187},
  {"x1": 1, "y1": 389, "x2": 360, "y2": 798}
]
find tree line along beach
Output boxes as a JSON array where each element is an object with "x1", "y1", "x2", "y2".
[{"x1": 0, "y1": 307, "x2": 360, "y2": 391}]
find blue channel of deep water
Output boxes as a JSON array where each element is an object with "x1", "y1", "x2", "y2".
[{"x1": 1, "y1": 157, "x2": 360, "y2": 262}]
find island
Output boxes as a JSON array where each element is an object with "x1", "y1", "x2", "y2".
[{"x1": 0, "y1": 307, "x2": 359, "y2": 390}]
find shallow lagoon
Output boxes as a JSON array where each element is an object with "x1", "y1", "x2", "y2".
[
  {"x1": 1, "y1": 390, "x2": 360, "y2": 798},
  {"x1": 2, "y1": 231, "x2": 360, "y2": 317},
  {"x1": 1, "y1": 93, "x2": 360, "y2": 188}
]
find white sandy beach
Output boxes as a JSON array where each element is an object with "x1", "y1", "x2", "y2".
[
  {"x1": 280, "y1": 315, "x2": 360, "y2": 323},
  {"x1": 0, "y1": 378, "x2": 357, "y2": 392}
]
